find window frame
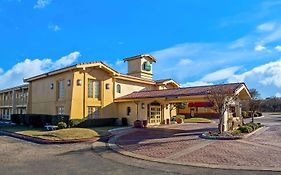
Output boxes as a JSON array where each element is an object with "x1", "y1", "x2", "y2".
[
  {"x1": 116, "y1": 84, "x2": 121, "y2": 94},
  {"x1": 58, "y1": 80, "x2": 65, "y2": 99}
]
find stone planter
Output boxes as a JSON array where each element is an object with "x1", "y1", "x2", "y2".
[
  {"x1": 176, "y1": 118, "x2": 183, "y2": 124},
  {"x1": 134, "y1": 120, "x2": 143, "y2": 128}
]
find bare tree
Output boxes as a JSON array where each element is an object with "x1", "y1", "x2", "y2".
[
  {"x1": 248, "y1": 88, "x2": 261, "y2": 123},
  {"x1": 206, "y1": 86, "x2": 237, "y2": 133}
]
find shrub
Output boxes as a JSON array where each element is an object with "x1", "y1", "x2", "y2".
[
  {"x1": 171, "y1": 115, "x2": 186, "y2": 121},
  {"x1": 69, "y1": 119, "x2": 84, "y2": 127},
  {"x1": 233, "y1": 129, "x2": 241, "y2": 135},
  {"x1": 254, "y1": 112, "x2": 263, "y2": 117},
  {"x1": 241, "y1": 111, "x2": 248, "y2": 118},
  {"x1": 58, "y1": 122, "x2": 67, "y2": 129},
  {"x1": 76, "y1": 118, "x2": 118, "y2": 128},
  {"x1": 10, "y1": 114, "x2": 69, "y2": 128},
  {"x1": 238, "y1": 126, "x2": 253, "y2": 133},
  {"x1": 246, "y1": 122, "x2": 259, "y2": 130}
]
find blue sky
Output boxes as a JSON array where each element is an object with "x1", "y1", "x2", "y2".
[{"x1": 0, "y1": 0, "x2": 281, "y2": 98}]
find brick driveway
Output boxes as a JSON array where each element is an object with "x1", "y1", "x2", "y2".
[{"x1": 116, "y1": 114, "x2": 281, "y2": 168}]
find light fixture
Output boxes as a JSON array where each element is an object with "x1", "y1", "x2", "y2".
[
  {"x1": 67, "y1": 80, "x2": 71, "y2": 86},
  {"x1": 50, "y1": 83, "x2": 54, "y2": 89},
  {"x1": 106, "y1": 83, "x2": 110, "y2": 89},
  {"x1": 77, "y1": 79, "x2": 82, "y2": 86},
  {"x1": 141, "y1": 103, "x2": 145, "y2": 109}
]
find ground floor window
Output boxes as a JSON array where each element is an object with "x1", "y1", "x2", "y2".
[
  {"x1": 57, "y1": 106, "x2": 65, "y2": 115},
  {"x1": 88, "y1": 106, "x2": 100, "y2": 119}
]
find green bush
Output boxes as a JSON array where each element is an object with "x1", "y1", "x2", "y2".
[
  {"x1": 242, "y1": 111, "x2": 248, "y2": 118},
  {"x1": 254, "y1": 112, "x2": 263, "y2": 117},
  {"x1": 76, "y1": 118, "x2": 118, "y2": 128},
  {"x1": 10, "y1": 114, "x2": 70, "y2": 128},
  {"x1": 69, "y1": 119, "x2": 84, "y2": 127},
  {"x1": 238, "y1": 125, "x2": 253, "y2": 133},
  {"x1": 233, "y1": 129, "x2": 241, "y2": 135},
  {"x1": 171, "y1": 115, "x2": 186, "y2": 121},
  {"x1": 246, "y1": 122, "x2": 259, "y2": 130},
  {"x1": 58, "y1": 122, "x2": 67, "y2": 129}
]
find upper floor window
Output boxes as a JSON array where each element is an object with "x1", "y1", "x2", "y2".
[
  {"x1": 117, "y1": 84, "x2": 121, "y2": 93},
  {"x1": 58, "y1": 80, "x2": 65, "y2": 99},
  {"x1": 88, "y1": 79, "x2": 94, "y2": 98},
  {"x1": 94, "y1": 80, "x2": 101, "y2": 99},
  {"x1": 88, "y1": 79, "x2": 101, "y2": 99}
]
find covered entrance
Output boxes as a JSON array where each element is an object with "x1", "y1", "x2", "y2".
[{"x1": 148, "y1": 102, "x2": 162, "y2": 125}]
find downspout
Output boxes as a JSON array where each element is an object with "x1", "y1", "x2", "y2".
[{"x1": 83, "y1": 69, "x2": 86, "y2": 118}]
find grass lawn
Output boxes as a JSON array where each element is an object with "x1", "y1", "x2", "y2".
[
  {"x1": 184, "y1": 118, "x2": 212, "y2": 123},
  {"x1": 0, "y1": 125, "x2": 121, "y2": 140},
  {"x1": 269, "y1": 112, "x2": 281, "y2": 115}
]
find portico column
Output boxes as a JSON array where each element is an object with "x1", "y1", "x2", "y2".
[{"x1": 223, "y1": 109, "x2": 228, "y2": 131}]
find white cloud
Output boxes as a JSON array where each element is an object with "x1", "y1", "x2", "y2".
[
  {"x1": 231, "y1": 59, "x2": 281, "y2": 87},
  {"x1": 254, "y1": 44, "x2": 267, "y2": 51},
  {"x1": 276, "y1": 92, "x2": 281, "y2": 97},
  {"x1": 0, "y1": 51, "x2": 80, "y2": 90},
  {"x1": 275, "y1": 45, "x2": 281, "y2": 51},
  {"x1": 52, "y1": 51, "x2": 80, "y2": 69},
  {"x1": 201, "y1": 66, "x2": 241, "y2": 82},
  {"x1": 181, "y1": 81, "x2": 213, "y2": 87},
  {"x1": 115, "y1": 60, "x2": 123, "y2": 65},
  {"x1": 48, "y1": 24, "x2": 60, "y2": 32},
  {"x1": 34, "y1": 0, "x2": 52, "y2": 9},
  {"x1": 179, "y1": 58, "x2": 192, "y2": 65},
  {"x1": 257, "y1": 22, "x2": 276, "y2": 32}
]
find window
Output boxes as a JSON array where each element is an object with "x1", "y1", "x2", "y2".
[
  {"x1": 88, "y1": 106, "x2": 100, "y2": 119},
  {"x1": 127, "y1": 107, "x2": 131, "y2": 116},
  {"x1": 117, "y1": 84, "x2": 121, "y2": 93},
  {"x1": 88, "y1": 79, "x2": 94, "y2": 98},
  {"x1": 58, "y1": 80, "x2": 65, "y2": 98},
  {"x1": 94, "y1": 80, "x2": 101, "y2": 99},
  {"x1": 57, "y1": 106, "x2": 65, "y2": 115}
]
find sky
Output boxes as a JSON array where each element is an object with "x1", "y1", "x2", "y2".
[{"x1": 0, "y1": 0, "x2": 281, "y2": 98}]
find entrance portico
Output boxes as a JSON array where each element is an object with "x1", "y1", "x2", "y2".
[{"x1": 115, "y1": 83, "x2": 251, "y2": 131}]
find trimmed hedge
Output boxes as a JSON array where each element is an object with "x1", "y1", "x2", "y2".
[
  {"x1": 74, "y1": 118, "x2": 118, "y2": 128},
  {"x1": 11, "y1": 114, "x2": 69, "y2": 128},
  {"x1": 237, "y1": 122, "x2": 262, "y2": 133},
  {"x1": 171, "y1": 115, "x2": 186, "y2": 121}
]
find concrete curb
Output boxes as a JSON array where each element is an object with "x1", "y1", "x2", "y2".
[
  {"x1": 242, "y1": 126, "x2": 268, "y2": 139},
  {"x1": 0, "y1": 130, "x2": 99, "y2": 144},
  {"x1": 106, "y1": 130, "x2": 281, "y2": 172}
]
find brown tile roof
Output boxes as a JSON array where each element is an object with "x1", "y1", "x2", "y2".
[{"x1": 116, "y1": 83, "x2": 245, "y2": 100}]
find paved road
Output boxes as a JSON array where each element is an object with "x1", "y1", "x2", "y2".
[{"x1": 0, "y1": 113, "x2": 280, "y2": 175}]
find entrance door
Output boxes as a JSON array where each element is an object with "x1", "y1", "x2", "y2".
[{"x1": 149, "y1": 105, "x2": 161, "y2": 125}]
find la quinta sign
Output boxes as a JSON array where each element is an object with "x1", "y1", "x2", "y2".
[{"x1": 143, "y1": 61, "x2": 151, "y2": 71}]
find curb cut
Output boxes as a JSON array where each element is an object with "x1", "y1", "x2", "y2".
[
  {"x1": 0, "y1": 130, "x2": 99, "y2": 144},
  {"x1": 106, "y1": 131, "x2": 281, "y2": 172}
]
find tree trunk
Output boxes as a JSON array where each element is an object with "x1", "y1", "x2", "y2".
[
  {"x1": 219, "y1": 116, "x2": 224, "y2": 133},
  {"x1": 251, "y1": 111, "x2": 254, "y2": 123}
]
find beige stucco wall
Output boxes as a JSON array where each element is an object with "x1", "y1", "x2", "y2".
[
  {"x1": 114, "y1": 79, "x2": 154, "y2": 98},
  {"x1": 70, "y1": 67, "x2": 117, "y2": 119},
  {"x1": 28, "y1": 71, "x2": 74, "y2": 116}
]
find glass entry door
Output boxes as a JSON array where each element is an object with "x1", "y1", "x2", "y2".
[{"x1": 149, "y1": 105, "x2": 161, "y2": 124}]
